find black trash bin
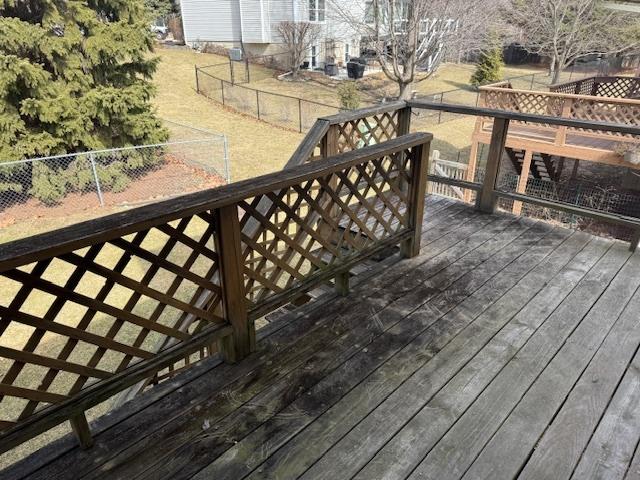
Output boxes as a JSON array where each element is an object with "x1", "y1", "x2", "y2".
[
  {"x1": 347, "y1": 61, "x2": 365, "y2": 79},
  {"x1": 324, "y1": 63, "x2": 338, "y2": 76}
]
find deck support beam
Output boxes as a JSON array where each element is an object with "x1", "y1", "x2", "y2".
[{"x1": 512, "y1": 149, "x2": 533, "y2": 215}]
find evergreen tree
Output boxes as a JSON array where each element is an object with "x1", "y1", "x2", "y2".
[
  {"x1": 0, "y1": 0, "x2": 168, "y2": 202},
  {"x1": 145, "y1": 0, "x2": 175, "y2": 19},
  {"x1": 470, "y1": 43, "x2": 505, "y2": 87}
]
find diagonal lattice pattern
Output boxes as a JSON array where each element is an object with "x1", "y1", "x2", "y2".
[
  {"x1": 336, "y1": 112, "x2": 401, "y2": 153},
  {"x1": 481, "y1": 84, "x2": 640, "y2": 144},
  {"x1": 239, "y1": 149, "x2": 414, "y2": 306},
  {"x1": 0, "y1": 213, "x2": 224, "y2": 428}
]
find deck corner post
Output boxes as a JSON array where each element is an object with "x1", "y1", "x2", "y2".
[
  {"x1": 335, "y1": 271, "x2": 350, "y2": 296},
  {"x1": 397, "y1": 105, "x2": 412, "y2": 136},
  {"x1": 477, "y1": 117, "x2": 509, "y2": 214},
  {"x1": 401, "y1": 140, "x2": 431, "y2": 258},
  {"x1": 69, "y1": 412, "x2": 93, "y2": 449},
  {"x1": 321, "y1": 124, "x2": 339, "y2": 158},
  {"x1": 215, "y1": 204, "x2": 253, "y2": 363}
]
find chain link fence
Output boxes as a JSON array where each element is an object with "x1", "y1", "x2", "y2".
[
  {"x1": 195, "y1": 66, "x2": 341, "y2": 133},
  {"x1": 0, "y1": 120, "x2": 229, "y2": 238}
]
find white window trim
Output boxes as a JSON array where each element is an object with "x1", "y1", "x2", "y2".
[{"x1": 308, "y1": 0, "x2": 326, "y2": 23}]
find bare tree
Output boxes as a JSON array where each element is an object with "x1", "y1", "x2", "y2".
[
  {"x1": 329, "y1": 0, "x2": 500, "y2": 99},
  {"x1": 506, "y1": 0, "x2": 640, "y2": 83},
  {"x1": 277, "y1": 21, "x2": 322, "y2": 80}
]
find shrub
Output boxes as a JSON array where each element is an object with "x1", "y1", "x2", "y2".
[
  {"x1": 337, "y1": 81, "x2": 361, "y2": 110},
  {"x1": 470, "y1": 44, "x2": 504, "y2": 87}
]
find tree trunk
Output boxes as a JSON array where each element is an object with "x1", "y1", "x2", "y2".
[
  {"x1": 549, "y1": 56, "x2": 562, "y2": 84},
  {"x1": 398, "y1": 82, "x2": 413, "y2": 100},
  {"x1": 552, "y1": 63, "x2": 562, "y2": 84}
]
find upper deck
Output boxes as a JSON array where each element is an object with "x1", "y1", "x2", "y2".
[
  {"x1": 5, "y1": 195, "x2": 640, "y2": 480},
  {"x1": 1, "y1": 100, "x2": 640, "y2": 480}
]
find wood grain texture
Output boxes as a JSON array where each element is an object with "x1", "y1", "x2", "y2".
[
  {"x1": 462, "y1": 249, "x2": 640, "y2": 480},
  {"x1": 407, "y1": 241, "x2": 629, "y2": 480}
]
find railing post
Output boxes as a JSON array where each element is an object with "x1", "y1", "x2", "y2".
[
  {"x1": 335, "y1": 271, "x2": 350, "y2": 296},
  {"x1": 555, "y1": 98, "x2": 572, "y2": 146},
  {"x1": 69, "y1": 412, "x2": 93, "y2": 449},
  {"x1": 397, "y1": 105, "x2": 412, "y2": 136},
  {"x1": 630, "y1": 229, "x2": 640, "y2": 253},
  {"x1": 512, "y1": 149, "x2": 533, "y2": 215},
  {"x1": 401, "y1": 140, "x2": 431, "y2": 258},
  {"x1": 321, "y1": 124, "x2": 339, "y2": 158},
  {"x1": 215, "y1": 205, "x2": 253, "y2": 363},
  {"x1": 320, "y1": 124, "x2": 346, "y2": 290},
  {"x1": 477, "y1": 117, "x2": 509, "y2": 213}
]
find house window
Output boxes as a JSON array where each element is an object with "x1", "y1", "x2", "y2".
[
  {"x1": 364, "y1": 1, "x2": 374, "y2": 24},
  {"x1": 309, "y1": 0, "x2": 325, "y2": 22},
  {"x1": 345, "y1": 43, "x2": 350, "y2": 63}
]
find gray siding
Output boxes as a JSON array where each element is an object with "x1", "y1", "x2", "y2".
[{"x1": 181, "y1": 0, "x2": 242, "y2": 43}]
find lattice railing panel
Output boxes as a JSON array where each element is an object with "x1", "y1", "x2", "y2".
[
  {"x1": 594, "y1": 77, "x2": 640, "y2": 99},
  {"x1": 239, "y1": 149, "x2": 415, "y2": 306},
  {"x1": 0, "y1": 213, "x2": 224, "y2": 428},
  {"x1": 336, "y1": 111, "x2": 401, "y2": 153},
  {"x1": 483, "y1": 89, "x2": 565, "y2": 123},
  {"x1": 482, "y1": 86, "x2": 640, "y2": 144},
  {"x1": 569, "y1": 98, "x2": 640, "y2": 139}
]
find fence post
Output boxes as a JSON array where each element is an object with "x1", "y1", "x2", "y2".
[
  {"x1": 477, "y1": 117, "x2": 509, "y2": 213},
  {"x1": 223, "y1": 135, "x2": 231, "y2": 183},
  {"x1": 256, "y1": 90, "x2": 260, "y2": 120},
  {"x1": 215, "y1": 204, "x2": 253, "y2": 363},
  {"x1": 401, "y1": 139, "x2": 432, "y2": 258},
  {"x1": 298, "y1": 98, "x2": 303, "y2": 133},
  {"x1": 438, "y1": 92, "x2": 444, "y2": 124},
  {"x1": 195, "y1": 66, "x2": 200, "y2": 93},
  {"x1": 229, "y1": 58, "x2": 234, "y2": 84},
  {"x1": 89, "y1": 153, "x2": 104, "y2": 207},
  {"x1": 221, "y1": 79, "x2": 225, "y2": 105},
  {"x1": 530, "y1": 74, "x2": 535, "y2": 90},
  {"x1": 245, "y1": 56, "x2": 251, "y2": 83}
]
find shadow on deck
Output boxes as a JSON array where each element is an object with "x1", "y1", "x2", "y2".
[{"x1": 8, "y1": 195, "x2": 640, "y2": 480}]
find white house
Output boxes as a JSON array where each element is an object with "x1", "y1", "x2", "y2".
[{"x1": 179, "y1": 0, "x2": 361, "y2": 68}]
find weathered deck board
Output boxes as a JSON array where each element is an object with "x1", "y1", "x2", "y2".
[
  {"x1": 6, "y1": 196, "x2": 640, "y2": 480},
  {"x1": 244, "y1": 228, "x2": 581, "y2": 480},
  {"x1": 406, "y1": 241, "x2": 629, "y2": 480},
  {"x1": 461, "y1": 250, "x2": 640, "y2": 480},
  {"x1": 518, "y1": 270, "x2": 640, "y2": 480},
  {"x1": 186, "y1": 222, "x2": 555, "y2": 480}
]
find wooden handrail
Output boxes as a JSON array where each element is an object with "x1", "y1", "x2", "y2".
[
  {"x1": 407, "y1": 100, "x2": 640, "y2": 135},
  {"x1": 0, "y1": 134, "x2": 429, "y2": 272},
  {"x1": 479, "y1": 82, "x2": 640, "y2": 106}
]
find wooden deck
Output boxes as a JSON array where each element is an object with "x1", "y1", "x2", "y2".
[{"x1": 6, "y1": 195, "x2": 640, "y2": 480}]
